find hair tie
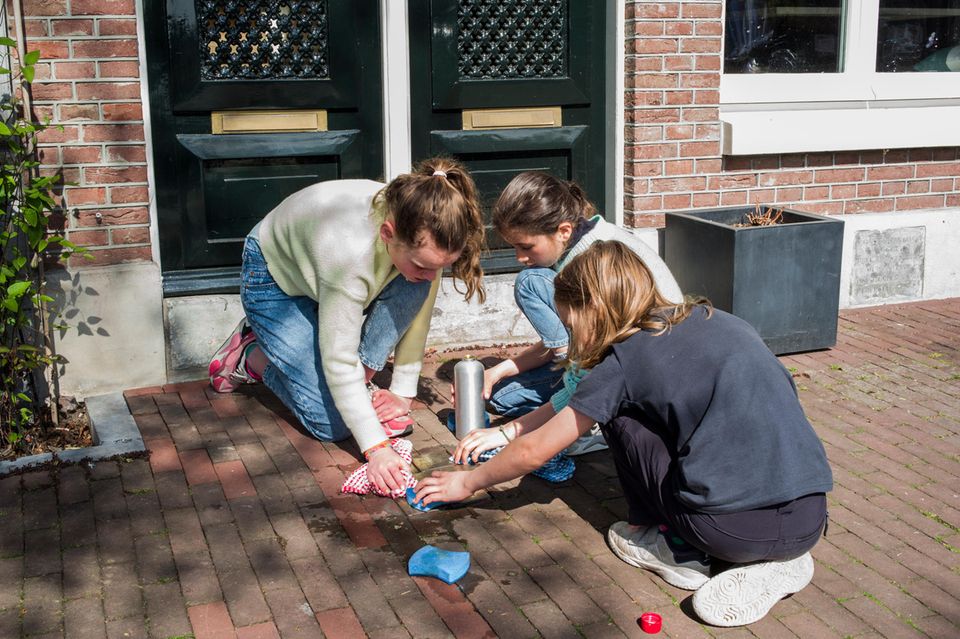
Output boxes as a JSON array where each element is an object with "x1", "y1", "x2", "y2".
[{"x1": 432, "y1": 170, "x2": 447, "y2": 178}]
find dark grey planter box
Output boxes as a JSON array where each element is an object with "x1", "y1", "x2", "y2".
[{"x1": 664, "y1": 207, "x2": 844, "y2": 355}]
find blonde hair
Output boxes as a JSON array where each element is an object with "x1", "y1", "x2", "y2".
[
  {"x1": 379, "y1": 157, "x2": 486, "y2": 303},
  {"x1": 553, "y1": 241, "x2": 710, "y2": 368},
  {"x1": 492, "y1": 171, "x2": 595, "y2": 238}
]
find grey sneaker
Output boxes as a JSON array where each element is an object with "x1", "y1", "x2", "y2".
[
  {"x1": 564, "y1": 425, "x2": 608, "y2": 456},
  {"x1": 606, "y1": 522, "x2": 711, "y2": 590},
  {"x1": 692, "y1": 552, "x2": 814, "y2": 627}
]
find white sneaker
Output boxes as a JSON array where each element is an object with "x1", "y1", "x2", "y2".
[
  {"x1": 606, "y1": 522, "x2": 711, "y2": 590},
  {"x1": 692, "y1": 552, "x2": 814, "y2": 627},
  {"x1": 564, "y1": 425, "x2": 608, "y2": 456}
]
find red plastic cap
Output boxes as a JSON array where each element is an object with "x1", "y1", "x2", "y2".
[{"x1": 639, "y1": 612, "x2": 662, "y2": 634}]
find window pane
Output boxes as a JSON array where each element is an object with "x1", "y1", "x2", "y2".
[
  {"x1": 724, "y1": 1, "x2": 844, "y2": 73},
  {"x1": 877, "y1": 1, "x2": 960, "y2": 72}
]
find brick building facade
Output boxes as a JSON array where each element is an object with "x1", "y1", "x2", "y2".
[{"x1": 8, "y1": 0, "x2": 959, "y2": 396}]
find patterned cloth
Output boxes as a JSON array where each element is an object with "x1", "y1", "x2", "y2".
[
  {"x1": 450, "y1": 447, "x2": 575, "y2": 483},
  {"x1": 341, "y1": 438, "x2": 417, "y2": 498}
]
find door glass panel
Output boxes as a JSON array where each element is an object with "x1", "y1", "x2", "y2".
[
  {"x1": 877, "y1": 1, "x2": 960, "y2": 72},
  {"x1": 724, "y1": 0, "x2": 844, "y2": 73},
  {"x1": 458, "y1": 0, "x2": 567, "y2": 79},
  {"x1": 197, "y1": 0, "x2": 330, "y2": 80}
]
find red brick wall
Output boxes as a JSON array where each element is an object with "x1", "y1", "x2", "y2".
[
  {"x1": 623, "y1": 0, "x2": 960, "y2": 229},
  {"x1": 16, "y1": 0, "x2": 151, "y2": 267}
]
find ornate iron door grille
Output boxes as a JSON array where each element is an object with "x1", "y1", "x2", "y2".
[
  {"x1": 457, "y1": 0, "x2": 567, "y2": 79},
  {"x1": 197, "y1": 0, "x2": 330, "y2": 80}
]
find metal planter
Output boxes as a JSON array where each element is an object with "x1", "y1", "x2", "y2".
[{"x1": 664, "y1": 207, "x2": 844, "y2": 355}]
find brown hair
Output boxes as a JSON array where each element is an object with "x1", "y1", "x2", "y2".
[
  {"x1": 380, "y1": 157, "x2": 486, "y2": 302},
  {"x1": 553, "y1": 240, "x2": 710, "y2": 368},
  {"x1": 492, "y1": 171, "x2": 596, "y2": 238}
]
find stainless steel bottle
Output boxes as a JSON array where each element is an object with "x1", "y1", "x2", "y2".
[{"x1": 454, "y1": 356, "x2": 485, "y2": 439}]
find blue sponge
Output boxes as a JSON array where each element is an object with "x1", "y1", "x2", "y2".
[
  {"x1": 406, "y1": 487, "x2": 449, "y2": 512},
  {"x1": 408, "y1": 545, "x2": 470, "y2": 584}
]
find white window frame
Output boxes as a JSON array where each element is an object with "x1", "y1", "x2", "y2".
[{"x1": 720, "y1": 0, "x2": 960, "y2": 154}]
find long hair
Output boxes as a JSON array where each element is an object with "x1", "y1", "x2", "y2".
[
  {"x1": 492, "y1": 171, "x2": 595, "y2": 238},
  {"x1": 553, "y1": 240, "x2": 710, "y2": 368},
  {"x1": 379, "y1": 157, "x2": 486, "y2": 302}
]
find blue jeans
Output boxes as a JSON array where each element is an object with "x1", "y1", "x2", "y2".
[
  {"x1": 239, "y1": 236, "x2": 431, "y2": 441},
  {"x1": 488, "y1": 267, "x2": 566, "y2": 417}
]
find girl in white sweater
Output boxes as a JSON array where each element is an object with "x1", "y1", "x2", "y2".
[{"x1": 209, "y1": 158, "x2": 485, "y2": 495}]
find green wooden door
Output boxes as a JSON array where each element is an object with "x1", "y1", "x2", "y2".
[
  {"x1": 409, "y1": 1, "x2": 607, "y2": 273},
  {"x1": 144, "y1": 0, "x2": 383, "y2": 295}
]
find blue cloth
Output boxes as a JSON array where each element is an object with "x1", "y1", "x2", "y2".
[
  {"x1": 240, "y1": 235, "x2": 430, "y2": 442},
  {"x1": 408, "y1": 545, "x2": 470, "y2": 584},
  {"x1": 450, "y1": 446, "x2": 575, "y2": 483}
]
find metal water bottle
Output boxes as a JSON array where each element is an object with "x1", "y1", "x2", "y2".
[{"x1": 454, "y1": 356, "x2": 485, "y2": 439}]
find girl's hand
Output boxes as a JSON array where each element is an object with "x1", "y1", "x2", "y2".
[
  {"x1": 454, "y1": 425, "x2": 511, "y2": 465},
  {"x1": 365, "y1": 446, "x2": 410, "y2": 495},
  {"x1": 451, "y1": 360, "x2": 510, "y2": 403},
  {"x1": 371, "y1": 389, "x2": 413, "y2": 422},
  {"x1": 415, "y1": 470, "x2": 474, "y2": 506}
]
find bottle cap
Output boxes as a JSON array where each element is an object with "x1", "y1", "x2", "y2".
[{"x1": 638, "y1": 612, "x2": 662, "y2": 634}]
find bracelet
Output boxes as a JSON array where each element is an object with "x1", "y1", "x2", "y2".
[{"x1": 363, "y1": 440, "x2": 391, "y2": 460}]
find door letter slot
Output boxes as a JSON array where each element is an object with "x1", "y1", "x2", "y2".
[
  {"x1": 461, "y1": 107, "x2": 562, "y2": 130},
  {"x1": 211, "y1": 110, "x2": 329, "y2": 134}
]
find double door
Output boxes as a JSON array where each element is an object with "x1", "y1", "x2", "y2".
[{"x1": 145, "y1": 1, "x2": 607, "y2": 293}]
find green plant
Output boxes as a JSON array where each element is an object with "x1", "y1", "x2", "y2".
[{"x1": 0, "y1": 39, "x2": 85, "y2": 454}]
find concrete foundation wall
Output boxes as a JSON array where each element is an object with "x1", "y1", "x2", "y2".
[{"x1": 48, "y1": 262, "x2": 166, "y2": 399}]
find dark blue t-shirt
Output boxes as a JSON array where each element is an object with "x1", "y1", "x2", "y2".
[{"x1": 568, "y1": 307, "x2": 833, "y2": 513}]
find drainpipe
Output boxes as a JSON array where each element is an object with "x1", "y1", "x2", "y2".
[{"x1": 11, "y1": 0, "x2": 31, "y2": 118}]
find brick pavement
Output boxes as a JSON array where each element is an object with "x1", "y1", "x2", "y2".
[{"x1": 0, "y1": 299, "x2": 957, "y2": 638}]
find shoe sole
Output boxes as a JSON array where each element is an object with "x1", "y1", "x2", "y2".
[
  {"x1": 692, "y1": 553, "x2": 814, "y2": 627},
  {"x1": 606, "y1": 525, "x2": 709, "y2": 591}
]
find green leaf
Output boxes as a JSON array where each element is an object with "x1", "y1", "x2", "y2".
[
  {"x1": 6, "y1": 281, "x2": 30, "y2": 298},
  {"x1": 23, "y1": 50, "x2": 40, "y2": 66},
  {"x1": 0, "y1": 37, "x2": 16, "y2": 48},
  {"x1": 21, "y1": 66, "x2": 34, "y2": 83},
  {"x1": 0, "y1": 121, "x2": 10, "y2": 136}
]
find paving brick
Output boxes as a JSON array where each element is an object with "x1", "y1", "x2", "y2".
[
  {"x1": 518, "y1": 598, "x2": 580, "y2": 639},
  {"x1": 102, "y1": 562, "x2": 143, "y2": 620},
  {"x1": 315, "y1": 607, "x2": 366, "y2": 639},
  {"x1": 106, "y1": 617, "x2": 148, "y2": 639},
  {"x1": 63, "y1": 544, "x2": 101, "y2": 600},
  {"x1": 164, "y1": 507, "x2": 207, "y2": 557},
  {"x1": 143, "y1": 582, "x2": 191, "y2": 639},
  {"x1": 21, "y1": 470, "x2": 54, "y2": 491},
  {"x1": 216, "y1": 460, "x2": 258, "y2": 500},
  {"x1": 236, "y1": 621, "x2": 282, "y2": 639},
  {"x1": 528, "y1": 564, "x2": 608, "y2": 626},
  {"x1": 180, "y1": 448, "x2": 219, "y2": 486},
  {"x1": 0, "y1": 608, "x2": 19, "y2": 639},
  {"x1": 236, "y1": 443, "x2": 278, "y2": 477},
  {"x1": 57, "y1": 465, "x2": 91, "y2": 504},
  {"x1": 24, "y1": 525, "x2": 61, "y2": 576},
  {"x1": 269, "y1": 510, "x2": 318, "y2": 559},
  {"x1": 192, "y1": 482, "x2": 234, "y2": 527},
  {"x1": 92, "y1": 477, "x2": 128, "y2": 521},
  {"x1": 174, "y1": 550, "x2": 223, "y2": 606},
  {"x1": 263, "y1": 587, "x2": 324, "y2": 639},
  {"x1": 90, "y1": 461, "x2": 122, "y2": 480},
  {"x1": 126, "y1": 491, "x2": 165, "y2": 537},
  {"x1": 252, "y1": 473, "x2": 296, "y2": 515},
  {"x1": 188, "y1": 601, "x2": 235, "y2": 639},
  {"x1": 22, "y1": 486, "x2": 57, "y2": 530},
  {"x1": 0, "y1": 556, "x2": 22, "y2": 611},
  {"x1": 464, "y1": 576, "x2": 537, "y2": 638},
  {"x1": 134, "y1": 533, "x2": 178, "y2": 585},
  {"x1": 22, "y1": 574, "x2": 62, "y2": 635},
  {"x1": 153, "y1": 470, "x2": 192, "y2": 510},
  {"x1": 146, "y1": 436, "x2": 181, "y2": 473},
  {"x1": 246, "y1": 537, "x2": 299, "y2": 591},
  {"x1": 97, "y1": 519, "x2": 136, "y2": 566},
  {"x1": 414, "y1": 576, "x2": 495, "y2": 638},
  {"x1": 230, "y1": 496, "x2": 273, "y2": 541},
  {"x1": 220, "y1": 566, "x2": 272, "y2": 627},
  {"x1": 64, "y1": 595, "x2": 107, "y2": 639},
  {"x1": 133, "y1": 413, "x2": 167, "y2": 439}
]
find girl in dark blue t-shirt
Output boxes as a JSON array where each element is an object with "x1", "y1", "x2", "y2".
[{"x1": 415, "y1": 240, "x2": 833, "y2": 627}]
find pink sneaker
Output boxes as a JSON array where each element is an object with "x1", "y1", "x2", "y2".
[
  {"x1": 382, "y1": 414, "x2": 414, "y2": 438},
  {"x1": 209, "y1": 318, "x2": 258, "y2": 393}
]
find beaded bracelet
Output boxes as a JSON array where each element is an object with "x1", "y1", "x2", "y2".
[{"x1": 363, "y1": 440, "x2": 391, "y2": 460}]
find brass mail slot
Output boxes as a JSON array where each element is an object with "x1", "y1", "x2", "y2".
[
  {"x1": 462, "y1": 106, "x2": 562, "y2": 130},
  {"x1": 211, "y1": 109, "x2": 328, "y2": 134}
]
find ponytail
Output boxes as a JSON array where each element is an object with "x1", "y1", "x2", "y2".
[{"x1": 380, "y1": 157, "x2": 486, "y2": 303}]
